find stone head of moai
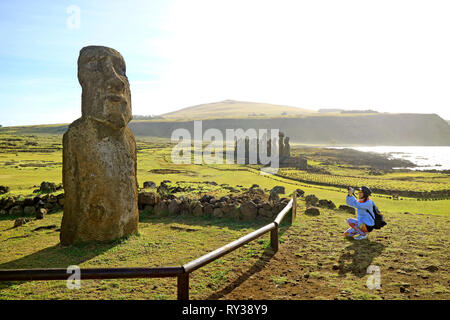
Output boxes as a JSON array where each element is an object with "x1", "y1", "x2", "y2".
[{"x1": 78, "y1": 46, "x2": 132, "y2": 129}]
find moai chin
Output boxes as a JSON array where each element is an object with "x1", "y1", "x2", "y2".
[{"x1": 60, "y1": 46, "x2": 138, "y2": 245}]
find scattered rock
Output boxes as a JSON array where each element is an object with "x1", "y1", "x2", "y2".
[
  {"x1": 138, "y1": 192, "x2": 158, "y2": 206},
  {"x1": 305, "y1": 194, "x2": 319, "y2": 206},
  {"x1": 400, "y1": 286, "x2": 410, "y2": 293},
  {"x1": 36, "y1": 208, "x2": 47, "y2": 219},
  {"x1": 305, "y1": 207, "x2": 320, "y2": 216},
  {"x1": 39, "y1": 181, "x2": 57, "y2": 193},
  {"x1": 0, "y1": 185, "x2": 10, "y2": 194},
  {"x1": 339, "y1": 205, "x2": 356, "y2": 214},
  {"x1": 9, "y1": 205, "x2": 23, "y2": 215},
  {"x1": 14, "y1": 218, "x2": 31, "y2": 228},
  {"x1": 269, "y1": 186, "x2": 285, "y2": 202},
  {"x1": 23, "y1": 206, "x2": 36, "y2": 215},
  {"x1": 318, "y1": 199, "x2": 336, "y2": 209},
  {"x1": 424, "y1": 265, "x2": 439, "y2": 273},
  {"x1": 143, "y1": 181, "x2": 156, "y2": 188}
]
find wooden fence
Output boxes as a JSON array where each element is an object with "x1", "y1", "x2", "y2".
[{"x1": 0, "y1": 193, "x2": 297, "y2": 300}]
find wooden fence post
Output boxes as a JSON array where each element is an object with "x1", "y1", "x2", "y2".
[
  {"x1": 270, "y1": 226, "x2": 278, "y2": 252},
  {"x1": 291, "y1": 192, "x2": 297, "y2": 224},
  {"x1": 177, "y1": 273, "x2": 189, "y2": 300}
]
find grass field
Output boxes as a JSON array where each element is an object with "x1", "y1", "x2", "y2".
[{"x1": 0, "y1": 131, "x2": 449, "y2": 300}]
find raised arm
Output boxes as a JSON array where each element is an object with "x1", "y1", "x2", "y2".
[{"x1": 346, "y1": 195, "x2": 373, "y2": 210}]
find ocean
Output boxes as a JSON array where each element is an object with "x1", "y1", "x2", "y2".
[{"x1": 332, "y1": 146, "x2": 450, "y2": 171}]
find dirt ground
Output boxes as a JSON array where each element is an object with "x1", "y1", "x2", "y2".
[{"x1": 205, "y1": 206, "x2": 450, "y2": 300}]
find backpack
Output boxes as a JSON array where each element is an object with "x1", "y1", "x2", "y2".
[{"x1": 365, "y1": 204, "x2": 387, "y2": 231}]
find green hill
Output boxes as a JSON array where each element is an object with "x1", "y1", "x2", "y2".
[
  {"x1": 159, "y1": 100, "x2": 317, "y2": 120},
  {"x1": 2, "y1": 102, "x2": 450, "y2": 146}
]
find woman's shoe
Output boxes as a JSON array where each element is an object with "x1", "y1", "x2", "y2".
[{"x1": 354, "y1": 234, "x2": 368, "y2": 240}]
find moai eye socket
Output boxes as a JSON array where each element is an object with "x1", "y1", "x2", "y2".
[{"x1": 116, "y1": 61, "x2": 126, "y2": 76}]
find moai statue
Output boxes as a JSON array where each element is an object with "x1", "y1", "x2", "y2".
[
  {"x1": 233, "y1": 138, "x2": 238, "y2": 160},
  {"x1": 284, "y1": 136, "x2": 291, "y2": 158},
  {"x1": 278, "y1": 132, "x2": 285, "y2": 160},
  {"x1": 259, "y1": 132, "x2": 268, "y2": 164},
  {"x1": 60, "y1": 46, "x2": 138, "y2": 245},
  {"x1": 249, "y1": 137, "x2": 258, "y2": 164},
  {"x1": 244, "y1": 137, "x2": 250, "y2": 164}
]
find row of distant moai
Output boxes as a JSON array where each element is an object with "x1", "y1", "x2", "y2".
[{"x1": 233, "y1": 131, "x2": 307, "y2": 169}]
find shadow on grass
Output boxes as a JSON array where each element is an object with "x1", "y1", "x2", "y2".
[
  {"x1": 337, "y1": 240, "x2": 385, "y2": 277},
  {"x1": 205, "y1": 246, "x2": 276, "y2": 300},
  {"x1": 0, "y1": 239, "x2": 122, "y2": 290},
  {"x1": 139, "y1": 212, "x2": 278, "y2": 232}
]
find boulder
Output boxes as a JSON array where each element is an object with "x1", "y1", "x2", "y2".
[
  {"x1": 339, "y1": 205, "x2": 356, "y2": 214},
  {"x1": 168, "y1": 199, "x2": 181, "y2": 215},
  {"x1": 23, "y1": 206, "x2": 36, "y2": 216},
  {"x1": 138, "y1": 192, "x2": 158, "y2": 206},
  {"x1": 2, "y1": 197, "x2": 15, "y2": 211},
  {"x1": 305, "y1": 207, "x2": 320, "y2": 216},
  {"x1": 295, "y1": 189, "x2": 305, "y2": 197},
  {"x1": 203, "y1": 204, "x2": 214, "y2": 216},
  {"x1": 14, "y1": 218, "x2": 31, "y2": 228},
  {"x1": 200, "y1": 195, "x2": 214, "y2": 203},
  {"x1": 154, "y1": 200, "x2": 169, "y2": 216},
  {"x1": 143, "y1": 205, "x2": 154, "y2": 213},
  {"x1": 23, "y1": 198, "x2": 35, "y2": 207},
  {"x1": 143, "y1": 181, "x2": 156, "y2": 188},
  {"x1": 36, "y1": 208, "x2": 47, "y2": 220},
  {"x1": 0, "y1": 185, "x2": 10, "y2": 195},
  {"x1": 305, "y1": 194, "x2": 319, "y2": 206},
  {"x1": 271, "y1": 186, "x2": 285, "y2": 194},
  {"x1": 9, "y1": 205, "x2": 23, "y2": 215},
  {"x1": 157, "y1": 182, "x2": 170, "y2": 194},
  {"x1": 212, "y1": 208, "x2": 224, "y2": 218},
  {"x1": 318, "y1": 199, "x2": 336, "y2": 209},
  {"x1": 222, "y1": 204, "x2": 240, "y2": 219},
  {"x1": 60, "y1": 46, "x2": 139, "y2": 245},
  {"x1": 258, "y1": 207, "x2": 273, "y2": 219},
  {"x1": 269, "y1": 186, "x2": 285, "y2": 202},
  {"x1": 240, "y1": 201, "x2": 258, "y2": 220},
  {"x1": 39, "y1": 181, "x2": 57, "y2": 193},
  {"x1": 193, "y1": 204, "x2": 203, "y2": 217}
]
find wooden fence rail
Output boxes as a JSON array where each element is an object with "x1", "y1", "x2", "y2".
[{"x1": 0, "y1": 193, "x2": 297, "y2": 300}]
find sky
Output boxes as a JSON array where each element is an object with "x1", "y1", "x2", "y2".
[{"x1": 1, "y1": 0, "x2": 450, "y2": 126}]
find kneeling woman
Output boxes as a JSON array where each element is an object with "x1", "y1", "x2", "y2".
[{"x1": 344, "y1": 186, "x2": 375, "y2": 240}]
